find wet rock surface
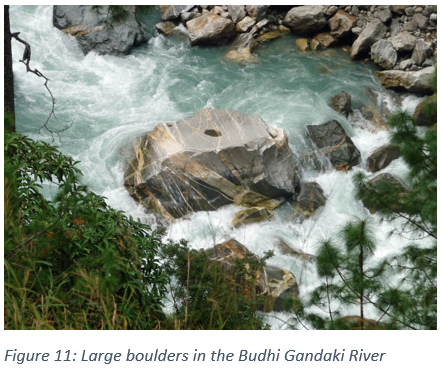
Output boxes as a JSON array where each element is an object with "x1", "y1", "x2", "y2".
[
  {"x1": 124, "y1": 108, "x2": 301, "y2": 221},
  {"x1": 331, "y1": 91, "x2": 352, "y2": 117},
  {"x1": 367, "y1": 144, "x2": 401, "y2": 173},
  {"x1": 307, "y1": 120, "x2": 361, "y2": 171}
]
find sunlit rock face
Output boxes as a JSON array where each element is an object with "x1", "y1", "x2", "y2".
[{"x1": 123, "y1": 108, "x2": 301, "y2": 220}]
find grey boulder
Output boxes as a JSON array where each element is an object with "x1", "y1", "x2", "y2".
[
  {"x1": 371, "y1": 40, "x2": 397, "y2": 69},
  {"x1": 283, "y1": 6, "x2": 327, "y2": 35},
  {"x1": 350, "y1": 18, "x2": 388, "y2": 59},
  {"x1": 390, "y1": 31, "x2": 417, "y2": 52},
  {"x1": 307, "y1": 120, "x2": 361, "y2": 171},
  {"x1": 411, "y1": 39, "x2": 433, "y2": 66},
  {"x1": 53, "y1": 5, "x2": 147, "y2": 56}
]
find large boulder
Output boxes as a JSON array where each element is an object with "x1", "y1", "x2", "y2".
[
  {"x1": 411, "y1": 39, "x2": 433, "y2": 66},
  {"x1": 367, "y1": 144, "x2": 401, "y2": 173},
  {"x1": 350, "y1": 18, "x2": 388, "y2": 59},
  {"x1": 53, "y1": 5, "x2": 147, "y2": 56},
  {"x1": 206, "y1": 239, "x2": 299, "y2": 312},
  {"x1": 331, "y1": 91, "x2": 352, "y2": 117},
  {"x1": 390, "y1": 31, "x2": 417, "y2": 52},
  {"x1": 123, "y1": 109, "x2": 301, "y2": 221},
  {"x1": 283, "y1": 6, "x2": 327, "y2": 35},
  {"x1": 225, "y1": 32, "x2": 258, "y2": 64},
  {"x1": 187, "y1": 13, "x2": 236, "y2": 46},
  {"x1": 307, "y1": 120, "x2": 361, "y2": 171},
  {"x1": 328, "y1": 10, "x2": 356, "y2": 38},
  {"x1": 370, "y1": 40, "x2": 397, "y2": 69},
  {"x1": 376, "y1": 66, "x2": 435, "y2": 94}
]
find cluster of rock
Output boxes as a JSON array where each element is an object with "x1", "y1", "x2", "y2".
[
  {"x1": 285, "y1": 5, "x2": 437, "y2": 94},
  {"x1": 155, "y1": 5, "x2": 437, "y2": 93},
  {"x1": 53, "y1": 5, "x2": 147, "y2": 56},
  {"x1": 206, "y1": 239, "x2": 299, "y2": 312},
  {"x1": 156, "y1": 5, "x2": 291, "y2": 63}
]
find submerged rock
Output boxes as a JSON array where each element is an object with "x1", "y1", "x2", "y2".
[
  {"x1": 276, "y1": 238, "x2": 316, "y2": 263},
  {"x1": 296, "y1": 38, "x2": 309, "y2": 52},
  {"x1": 283, "y1": 6, "x2": 327, "y2": 35},
  {"x1": 53, "y1": 5, "x2": 147, "y2": 56},
  {"x1": 256, "y1": 32, "x2": 282, "y2": 43},
  {"x1": 367, "y1": 144, "x2": 401, "y2": 173},
  {"x1": 376, "y1": 66, "x2": 435, "y2": 94},
  {"x1": 187, "y1": 13, "x2": 236, "y2": 46},
  {"x1": 331, "y1": 91, "x2": 352, "y2": 117},
  {"x1": 206, "y1": 239, "x2": 299, "y2": 313},
  {"x1": 124, "y1": 108, "x2": 301, "y2": 220},
  {"x1": 307, "y1": 120, "x2": 361, "y2": 171}
]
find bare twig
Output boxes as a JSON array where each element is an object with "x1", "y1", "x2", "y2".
[{"x1": 11, "y1": 32, "x2": 73, "y2": 141}]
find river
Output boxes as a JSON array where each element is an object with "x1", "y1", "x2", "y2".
[{"x1": 10, "y1": 5, "x2": 428, "y2": 328}]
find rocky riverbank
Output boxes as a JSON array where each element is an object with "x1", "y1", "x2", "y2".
[
  {"x1": 154, "y1": 5, "x2": 437, "y2": 93},
  {"x1": 51, "y1": 5, "x2": 437, "y2": 93}
]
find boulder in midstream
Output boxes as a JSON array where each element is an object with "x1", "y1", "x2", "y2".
[{"x1": 123, "y1": 109, "x2": 301, "y2": 221}]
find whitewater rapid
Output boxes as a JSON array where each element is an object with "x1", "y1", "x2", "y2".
[{"x1": 10, "y1": 6, "x2": 428, "y2": 328}]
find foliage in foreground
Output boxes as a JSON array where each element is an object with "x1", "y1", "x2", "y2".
[
  {"x1": 4, "y1": 128, "x2": 169, "y2": 329},
  {"x1": 293, "y1": 94, "x2": 437, "y2": 330},
  {"x1": 159, "y1": 241, "x2": 270, "y2": 330}
]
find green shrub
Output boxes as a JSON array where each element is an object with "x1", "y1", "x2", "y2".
[{"x1": 4, "y1": 131, "x2": 169, "y2": 329}]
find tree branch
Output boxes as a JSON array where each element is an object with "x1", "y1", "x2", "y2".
[{"x1": 11, "y1": 32, "x2": 73, "y2": 141}]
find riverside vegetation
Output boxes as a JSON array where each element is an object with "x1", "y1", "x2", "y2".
[{"x1": 4, "y1": 5, "x2": 437, "y2": 330}]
